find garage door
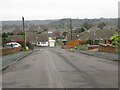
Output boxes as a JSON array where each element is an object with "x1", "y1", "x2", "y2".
[{"x1": 50, "y1": 42, "x2": 54, "y2": 47}]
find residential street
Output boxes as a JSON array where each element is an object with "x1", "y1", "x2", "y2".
[{"x1": 2, "y1": 46, "x2": 118, "y2": 88}]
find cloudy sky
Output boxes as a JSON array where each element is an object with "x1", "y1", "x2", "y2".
[{"x1": 0, "y1": 0, "x2": 119, "y2": 20}]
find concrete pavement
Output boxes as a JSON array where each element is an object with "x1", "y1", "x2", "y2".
[
  {"x1": 66, "y1": 49, "x2": 119, "y2": 61},
  {"x1": 2, "y1": 51, "x2": 33, "y2": 68},
  {"x1": 2, "y1": 47, "x2": 118, "y2": 88}
]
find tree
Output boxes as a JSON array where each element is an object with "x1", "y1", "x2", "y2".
[
  {"x1": 63, "y1": 32, "x2": 68, "y2": 36},
  {"x1": 2, "y1": 32, "x2": 8, "y2": 37},
  {"x1": 36, "y1": 32, "x2": 41, "y2": 34},
  {"x1": 83, "y1": 22, "x2": 93, "y2": 30},
  {"x1": 7, "y1": 32, "x2": 14, "y2": 36},
  {"x1": 76, "y1": 27, "x2": 85, "y2": 33},
  {"x1": 81, "y1": 27, "x2": 85, "y2": 32},
  {"x1": 110, "y1": 32, "x2": 120, "y2": 46},
  {"x1": 17, "y1": 32, "x2": 25, "y2": 35},
  {"x1": 87, "y1": 39, "x2": 93, "y2": 45},
  {"x1": 98, "y1": 22, "x2": 106, "y2": 29}
]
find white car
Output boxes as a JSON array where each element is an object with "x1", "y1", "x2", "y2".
[{"x1": 6, "y1": 42, "x2": 21, "y2": 48}]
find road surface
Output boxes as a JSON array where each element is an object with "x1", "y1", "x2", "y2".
[{"x1": 2, "y1": 47, "x2": 118, "y2": 88}]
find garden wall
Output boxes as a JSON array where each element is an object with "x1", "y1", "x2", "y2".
[
  {"x1": 98, "y1": 44, "x2": 115, "y2": 53},
  {"x1": 2, "y1": 47, "x2": 20, "y2": 55}
]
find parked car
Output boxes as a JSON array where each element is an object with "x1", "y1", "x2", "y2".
[{"x1": 6, "y1": 42, "x2": 22, "y2": 48}]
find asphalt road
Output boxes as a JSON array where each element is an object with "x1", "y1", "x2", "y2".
[{"x1": 2, "y1": 47, "x2": 118, "y2": 88}]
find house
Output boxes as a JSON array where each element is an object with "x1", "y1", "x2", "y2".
[
  {"x1": 9, "y1": 32, "x2": 56, "y2": 47},
  {"x1": 36, "y1": 33, "x2": 49, "y2": 47},
  {"x1": 12, "y1": 30, "x2": 21, "y2": 34},
  {"x1": 79, "y1": 29, "x2": 116, "y2": 40},
  {"x1": 37, "y1": 42, "x2": 48, "y2": 47},
  {"x1": 61, "y1": 33, "x2": 80, "y2": 49},
  {"x1": 48, "y1": 37, "x2": 56, "y2": 47},
  {"x1": 79, "y1": 29, "x2": 116, "y2": 44},
  {"x1": 61, "y1": 33, "x2": 80, "y2": 41}
]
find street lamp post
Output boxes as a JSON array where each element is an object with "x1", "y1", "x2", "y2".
[
  {"x1": 22, "y1": 17, "x2": 25, "y2": 49},
  {"x1": 25, "y1": 32, "x2": 26, "y2": 48}
]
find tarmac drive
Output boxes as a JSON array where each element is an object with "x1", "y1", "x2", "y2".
[{"x1": 2, "y1": 47, "x2": 118, "y2": 88}]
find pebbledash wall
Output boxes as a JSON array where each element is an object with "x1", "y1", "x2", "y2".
[
  {"x1": 98, "y1": 44, "x2": 120, "y2": 53},
  {"x1": 2, "y1": 47, "x2": 21, "y2": 55}
]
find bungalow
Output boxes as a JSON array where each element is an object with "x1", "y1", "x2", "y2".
[
  {"x1": 9, "y1": 32, "x2": 56, "y2": 47},
  {"x1": 48, "y1": 37, "x2": 56, "y2": 47},
  {"x1": 79, "y1": 29, "x2": 116, "y2": 44},
  {"x1": 37, "y1": 42, "x2": 48, "y2": 47}
]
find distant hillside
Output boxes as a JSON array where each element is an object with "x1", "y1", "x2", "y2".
[
  {"x1": 1, "y1": 18, "x2": 118, "y2": 33},
  {"x1": 2, "y1": 18, "x2": 118, "y2": 25},
  {"x1": 2, "y1": 20, "x2": 58, "y2": 25}
]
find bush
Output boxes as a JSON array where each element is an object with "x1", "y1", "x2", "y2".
[
  {"x1": 2, "y1": 37, "x2": 11, "y2": 47},
  {"x1": 87, "y1": 40, "x2": 93, "y2": 45},
  {"x1": 63, "y1": 32, "x2": 68, "y2": 36},
  {"x1": 7, "y1": 32, "x2": 14, "y2": 36},
  {"x1": 36, "y1": 32, "x2": 41, "y2": 34},
  {"x1": 81, "y1": 27, "x2": 85, "y2": 32},
  {"x1": 28, "y1": 44, "x2": 34, "y2": 50},
  {"x1": 110, "y1": 32, "x2": 120, "y2": 46},
  {"x1": 2, "y1": 32, "x2": 8, "y2": 37},
  {"x1": 17, "y1": 32, "x2": 25, "y2": 35}
]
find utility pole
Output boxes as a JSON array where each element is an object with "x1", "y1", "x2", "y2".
[
  {"x1": 70, "y1": 19, "x2": 72, "y2": 41},
  {"x1": 118, "y1": 1, "x2": 120, "y2": 32},
  {"x1": 22, "y1": 17, "x2": 25, "y2": 49},
  {"x1": 116, "y1": 24, "x2": 118, "y2": 32}
]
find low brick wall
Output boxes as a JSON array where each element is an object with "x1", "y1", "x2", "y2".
[
  {"x1": 2, "y1": 47, "x2": 21, "y2": 55},
  {"x1": 98, "y1": 44, "x2": 115, "y2": 53},
  {"x1": 88, "y1": 45, "x2": 99, "y2": 50}
]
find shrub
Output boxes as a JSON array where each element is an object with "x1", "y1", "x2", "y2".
[
  {"x1": 87, "y1": 40, "x2": 92, "y2": 45},
  {"x1": 2, "y1": 32, "x2": 8, "y2": 37},
  {"x1": 17, "y1": 32, "x2": 25, "y2": 35},
  {"x1": 110, "y1": 32, "x2": 120, "y2": 46}
]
